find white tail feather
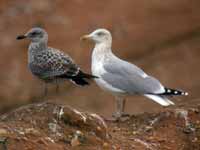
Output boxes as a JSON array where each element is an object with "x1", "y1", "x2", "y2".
[{"x1": 144, "y1": 94, "x2": 175, "y2": 106}]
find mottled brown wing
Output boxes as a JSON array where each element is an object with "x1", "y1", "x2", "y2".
[{"x1": 33, "y1": 47, "x2": 79, "y2": 79}]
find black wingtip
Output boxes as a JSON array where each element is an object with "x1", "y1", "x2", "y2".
[
  {"x1": 78, "y1": 70, "x2": 99, "y2": 79},
  {"x1": 160, "y1": 88, "x2": 188, "y2": 96},
  {"x1": 70, "y1": 78, "x2": 90, "y2": 86},
  {"x1": 90, "y1": 74, "x2": 99, "y2": 78},
  {"x1": 16, "y1": 35, "x2": 27, "y2": 40}
]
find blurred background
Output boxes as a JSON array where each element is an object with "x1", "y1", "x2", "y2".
[{"x1": 0, "y1": 0, "x2": 199, "y2": 117}]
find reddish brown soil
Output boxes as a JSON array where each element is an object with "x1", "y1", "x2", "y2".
[{"x1": 0, "y1": 102, "x2": 199, "y2": 150}]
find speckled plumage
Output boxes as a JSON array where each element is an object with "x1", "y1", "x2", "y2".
[
  {"x1": 28, "y1": 46, "x2": 79, "y2": 82},
  {"x1": 17, "y1": 27, "x2": 96, "y2": 94}
]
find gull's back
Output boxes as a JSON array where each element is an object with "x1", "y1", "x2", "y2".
[
  {"x1": 28, "y1": 46, "x2": 78, "y2": 82},
  {"x1": 100, "y1": 52, "x2": 165, "y2": 94}
]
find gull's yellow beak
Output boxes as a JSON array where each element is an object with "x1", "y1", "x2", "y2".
[{"x1": 80, "y1": 35, "x2": 91, "y2": 41}]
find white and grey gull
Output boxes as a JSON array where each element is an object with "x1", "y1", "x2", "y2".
[
  {"x1": 17, "y1": 27, "x2": 97, "y2": 96},
  {"x1": 81, "y1": 28, "x2": 188, "y2": 119}
]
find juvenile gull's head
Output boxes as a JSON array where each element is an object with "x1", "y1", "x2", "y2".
[
  {"x1": 81, "y1": 28, "x2": 112, "y2": 45},
  {"x1": 17, "y1": 27, "x2": 48, "y2": 43}
]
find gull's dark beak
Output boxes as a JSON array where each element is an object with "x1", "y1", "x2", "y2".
[{"x1": 16, "y1": 35, "x2": 27, "y2": 40}]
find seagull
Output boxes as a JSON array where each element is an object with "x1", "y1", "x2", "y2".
[
  {"x1": 17, "y1": 27, "x2": 97, "y2": 96},
  {"x1": 81, "y1": 28, "x2": 188, "y2": 120}
]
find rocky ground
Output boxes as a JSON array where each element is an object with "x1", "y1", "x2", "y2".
[{"x1": 0, "y1": 101, "x2": 199, "y2": 150}]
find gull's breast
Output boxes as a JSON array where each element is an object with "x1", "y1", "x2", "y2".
[{"x1": 91, "y1": 56, "x2": 125, "y2": 94}]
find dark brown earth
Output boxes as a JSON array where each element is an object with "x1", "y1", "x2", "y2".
[{"x1": 0, "y1": 102, "x2": 200, "y2": 150}]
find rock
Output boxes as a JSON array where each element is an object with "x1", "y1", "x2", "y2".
[
  {"x1": 61, "y1": 106, "x2": 108, "y2": 139},
  {"x1": 0, "y1": 102, "x2": 109, "y2": 149},
  {"x1": 102, "y1": 142, "x2": 109, "y2": 148},
  {"x1": 70, "y1": 130, "x2": 84, "y2": 147},
  {"x1": 0, "y1": 102, "x2": 199, "y2": 149},
  {"x1": 71, "y1": 137, "x2": 80, "y2": 147},
  {"x1": 24, "y1": 128, "x2": 40, "y2": 136},
  {"x1": 0, "y1": 129, "x2": 8, "y2": 137}
]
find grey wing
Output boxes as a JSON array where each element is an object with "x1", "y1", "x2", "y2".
[
  {"x1": 102, "y1": 57, "x2": 165, "y2": 94},
  {"x1": 30, "y1": 48, "x2": 79, "y2": 79}
]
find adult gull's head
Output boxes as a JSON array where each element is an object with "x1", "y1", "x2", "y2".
[{"x1": 81, "y1": 28, "x2": 112, "y2": 45}]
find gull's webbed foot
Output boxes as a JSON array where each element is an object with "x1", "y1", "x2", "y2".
[
  {"x1": 111, "y1": 112, "x2": 130, "y2": 122},
  {"x1": 110, "y1": 96, "x2": 129, "y2": 121}
]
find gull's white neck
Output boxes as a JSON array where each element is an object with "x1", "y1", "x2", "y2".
[
  {"x1": 92, "y1": 42, "x2": 112, "y2": 59},
  {"x1": 91, "y1": 42, "x2": 113, "y2": 75},
  {"x1": 29, "y1": 41, "x2": 47, "y2": 52},
  {"x1": 91, "y1": 40, "x2": 125, "y2": 94}
]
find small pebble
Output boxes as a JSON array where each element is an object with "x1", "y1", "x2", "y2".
[
  {"x1": 71, "y1": 138, "x2": 80, "y2": 147},
  {"x1": 103, "y1": 142, "x2": 109, "y2": 148}
]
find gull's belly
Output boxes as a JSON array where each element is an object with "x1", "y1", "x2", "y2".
[
  {"x1": 92, "y1": 62, "x2": 125, "y2": 94},
  {"x1": 95, "y1": 77, "x2": 125, "y2": 95}
]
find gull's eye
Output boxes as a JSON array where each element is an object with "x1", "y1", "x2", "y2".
[
  {"x1": 31, "y1": 31, "x2": 40, "y2": 36},
  {"x1": 97, "y1": 32, "x2": 104, "y2": 36}
]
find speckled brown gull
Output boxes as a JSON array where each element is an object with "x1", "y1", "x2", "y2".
[{"x1": 17, "y1": 27, "x2": 97, "y2": 96}]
